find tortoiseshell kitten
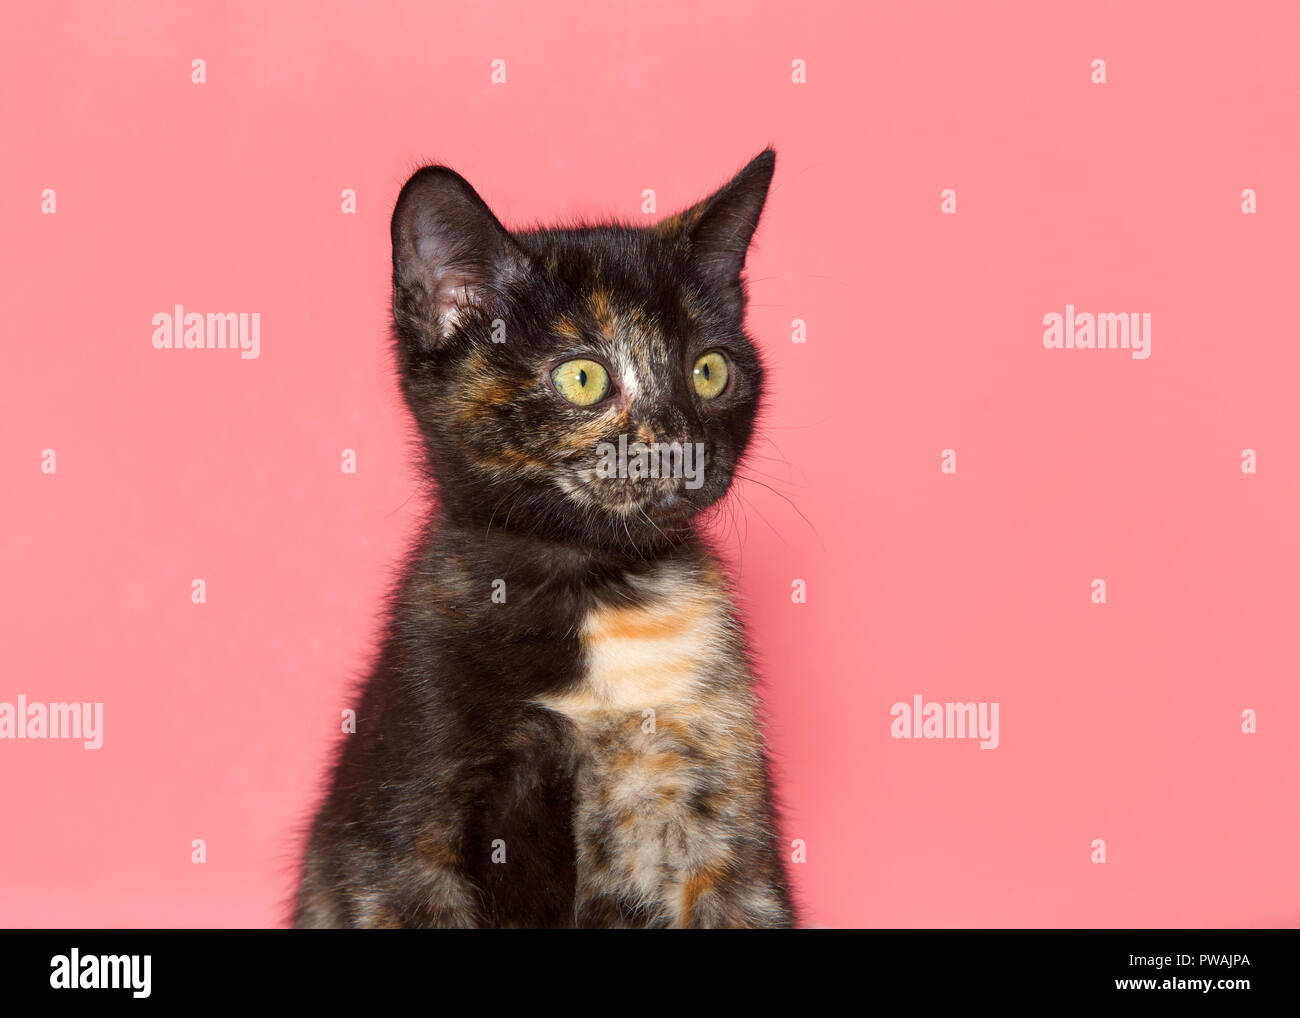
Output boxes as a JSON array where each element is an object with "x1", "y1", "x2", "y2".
[{"x1": 293, "y1": 150, "x2": 793, "y2": 928}]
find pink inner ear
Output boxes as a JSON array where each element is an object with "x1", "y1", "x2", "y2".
[
  {"x1": 435, "y1": 282, "x2": 480, "y2": 337},
  {"x1": 429, "y1": 266, "x2": 484, "y2": 338}
]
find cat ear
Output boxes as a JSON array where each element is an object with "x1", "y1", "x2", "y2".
[
  {"x1": 673, "y1": 148, "x2": 775, "y2": 295},
  {"x1": 391, "y1": 166, "x2": 528, "y2": 348}
]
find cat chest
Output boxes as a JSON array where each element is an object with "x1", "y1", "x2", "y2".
[{"x1": 537, "y1": 575, "x2": 734, "y2": 720}]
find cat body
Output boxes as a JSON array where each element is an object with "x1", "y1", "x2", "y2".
[{"x1": 294, "y1": 150, "x2": 793, "y2": 928}]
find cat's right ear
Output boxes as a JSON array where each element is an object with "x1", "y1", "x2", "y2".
[{"x1": 391, "y1": 166, "x2": 528, "y2": 351}]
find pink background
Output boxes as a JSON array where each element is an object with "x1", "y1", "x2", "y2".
[{"x1": 3, "y1": 0, "x2": 1298, "y2": 928}]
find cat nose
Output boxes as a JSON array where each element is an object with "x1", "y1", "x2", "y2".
[{"x1": 637, "y1": 407, "x2": 691, "y2": 444}]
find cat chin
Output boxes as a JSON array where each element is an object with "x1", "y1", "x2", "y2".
[
  {"x1": 589, "y1": 486, "x2": 713, "y2": 525},
  {"x1": 651, "y1": 490, "x2": 686, "y2": 511},
  {"x1": 559, "y1": 495, "x2": 700, "y2": 544}
]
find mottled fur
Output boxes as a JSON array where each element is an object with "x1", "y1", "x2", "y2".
[{"x1": 294, "y1": 150, "x2": 793, "y2": 928}]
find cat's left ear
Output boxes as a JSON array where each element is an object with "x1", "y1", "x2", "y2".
[{"x1": 666, "y1": 148, "x2": 776, "y2": 299}]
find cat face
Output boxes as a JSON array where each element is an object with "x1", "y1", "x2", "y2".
[{"x1": 390, "y1": 151, "x2": 775, "y2": 551}]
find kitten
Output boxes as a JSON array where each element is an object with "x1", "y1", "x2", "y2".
[{"x1": 293, "y1": 149, "x2": 794, "y2": 928}]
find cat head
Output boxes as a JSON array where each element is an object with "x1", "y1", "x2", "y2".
[{"x1": 390, "y1": 149, "x2": 775, "y2": 552}]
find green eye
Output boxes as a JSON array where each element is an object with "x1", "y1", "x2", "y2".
[
  {"x1": 692, "y1": 351, "x2": 729, "y2": 399},
  {"x1": 551, "y1": 358, "x2": 611, "y2": 406}
]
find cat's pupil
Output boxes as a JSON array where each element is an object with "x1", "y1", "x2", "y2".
[
  {"x1": 579, "y1": 369, "x2": 588, "y2": 388},
  {"x1": 702, "y1": 364, "x2": 710, "y2": 380}
]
